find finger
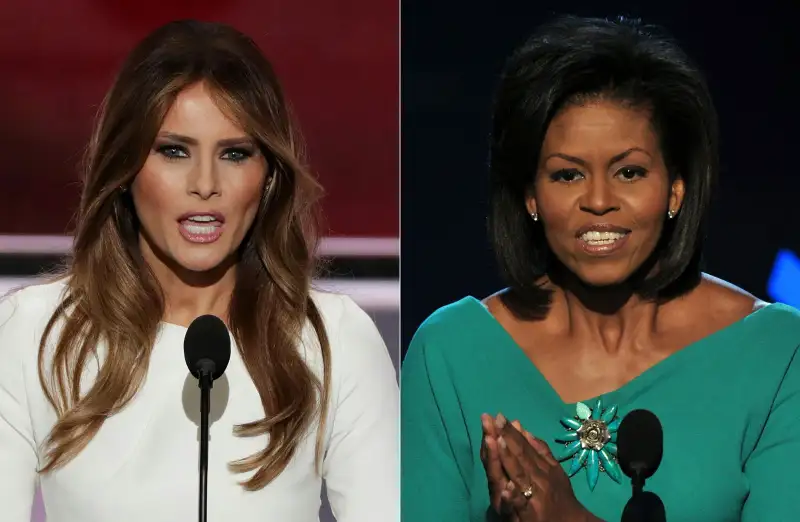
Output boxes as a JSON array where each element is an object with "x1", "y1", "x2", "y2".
[
  {"x1": 483, "y1": 436, "x2": 506, "y2": 483},
  {"x1": 480, "y1": 424, "x2": 494, "y2": 462},
  {"x1": 511, "y1": 420, "x2": 556, "y2": 469},
  {"x1": 498, "y1": 426, "x2": 551, "y2": 497},
  {"x1": 482, "y1": 413, "x2": 498, "y2": 437},
  {"x1": 500, "y1": 479, "x2": 534, "y2": 515},
  {"x1": 524, "y1": 430, "x2": 559, "y2": 467},
  {"x1": 482, "y1": 436, "x2": 509, "y2": 511},
  {"x1": 500, "y1": 423, "x2": 548, "y2": 475},
  {"x1": 522, "y1": 430, "x2": 536, "y2": 446},
  {"x1": 497, "y1": 435, "x2": 533, "y2": 494},
  {"x1": 493, "y1": 412, "x2": 508, "y2": 433},
  {"x1": 498, "y1": 421, "x2": 528, "y2": 458},
  {"x1": 497, "y1": 414, "x2": 545, "y2": 479}
]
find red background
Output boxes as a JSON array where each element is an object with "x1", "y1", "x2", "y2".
[{"x1": 0, "y1": 0, "x2": 398, "y2": 237}]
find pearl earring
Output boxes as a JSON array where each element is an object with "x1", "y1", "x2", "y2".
[
  {"x1": 668, "y1": 209, "x2": 676, "y2": 219},
  {"x1": 530, "y1": 212, "x2": 539, "y2": 222}
]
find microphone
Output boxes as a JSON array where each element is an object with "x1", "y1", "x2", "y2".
[
  {"x1": 184, "y1": 315, "x2": 231, "y2": 522},
  {"x1": 617, "y1": 409, "x2": 665, "y2": 522},
  {"x1": 621, "y1": 492, "x2": 665, "y2": 522}
]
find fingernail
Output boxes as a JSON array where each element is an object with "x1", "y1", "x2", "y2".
[
  {"x1": 495, "y1": 413, "x2": 507, "y2": 429},
  {"x1": 505, "y1": 480, "x2": 515, "y2": 491},
  {"x1": 498, "y1": 436, "x2": 507, "y2": 449}
]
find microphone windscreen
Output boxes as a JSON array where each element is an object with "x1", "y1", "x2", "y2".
[
  {"x1": 617, "y1": 409, "x2": 663, "y2": 479},
  {"x1": 621, "y1": 491, "x2": 666, "y2": 522},
  {"x1": 183, "y1": 314, "x2": 231, "y2": 380}
]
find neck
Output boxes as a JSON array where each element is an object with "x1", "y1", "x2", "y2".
[
  {"x1": 140, "y1": 234, "x2": 237, "y2": 327},
  {"x1": 549, "y1": 271, "x2": 660, "y2": 355}
]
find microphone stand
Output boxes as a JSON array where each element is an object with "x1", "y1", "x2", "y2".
[
  {"x1": 197, "y1": 359, "x2": 216, "y2": 522},
  {"x1": 621, "y1": 466, "x2": 665, "y2": 522},
  {"x1": 630, "y1": 465, "x2": 645, "y2": 497}
]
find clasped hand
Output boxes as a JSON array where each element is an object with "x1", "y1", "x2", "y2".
[{"x1": 480, "y1": 413, "x2": 599, "y2": 522}]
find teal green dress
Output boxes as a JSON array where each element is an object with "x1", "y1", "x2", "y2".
[{"x1": 401, "y1": 297, "x2": 800, "y2": 521}]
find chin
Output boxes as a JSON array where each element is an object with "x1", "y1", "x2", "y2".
[
  {"x1": 172, "y1": 249, "x2": 233, "y2": 275},
  {"x1": 573, "y1": 268, "x2": 632, "y2": 288}
]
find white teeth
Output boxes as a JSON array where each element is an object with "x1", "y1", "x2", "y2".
[
  {"x1": 187, "y1": 215, "x2": 216, "y2": 222},
  {"x1": 580, "y1": 230, "x2": 626, "y2": 243},
  {"x1": 183, "y1": 224, "x2": 218, "y2": 235},
  {"x1": 182, "y1": 215, "x2": 220, "y2": 237}
]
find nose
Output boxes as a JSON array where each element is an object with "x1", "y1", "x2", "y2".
[
  {"x1": 188, "y1": 157, "x2": 220, "y2": 200},
  {"x1": 579, "y1": 175, "x2": 619, "y2": 216}
]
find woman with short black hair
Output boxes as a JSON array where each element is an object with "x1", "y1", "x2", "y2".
[{"x1": 402, "y1": 16, "x2": 800, "y2": 521}]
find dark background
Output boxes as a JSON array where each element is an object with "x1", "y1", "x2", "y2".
[{"x1": 401, "y1": 1, "x2": 800, "y2": 357}]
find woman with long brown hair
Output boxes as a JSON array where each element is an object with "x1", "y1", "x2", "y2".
[{"x1": 0, "y1": 20, "x2": 398, "y2": 521}]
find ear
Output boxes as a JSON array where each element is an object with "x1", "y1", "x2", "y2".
[
  {"x1": 669, "y1": 177, "x2": 685, "y2": 216},
  {"x1": 525, "y1": 184, "x2": 537, "y2": 217}
]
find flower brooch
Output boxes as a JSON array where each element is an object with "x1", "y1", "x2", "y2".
[{"x1": 555, "y1": 398, "x2": 622, "y2": 491}]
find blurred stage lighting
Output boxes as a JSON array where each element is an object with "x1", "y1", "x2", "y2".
[{"x1": 767, "y1": 249, "x2": 800, "y2": 308}]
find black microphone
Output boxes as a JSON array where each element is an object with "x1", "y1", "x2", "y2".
[
  {"x1": 621, "y1": 491, "x2": 665, "y2": 522},
  {"x1": 184, "y1": 315, "x2": 231, "y2": 522},
  {"x1": 617, "y1": 409, "x2": 665, "y2": 522}
]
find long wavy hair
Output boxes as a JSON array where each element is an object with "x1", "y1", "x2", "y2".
[{"x1": 36, "y1": 20, "x2": 332, "y2": 491}]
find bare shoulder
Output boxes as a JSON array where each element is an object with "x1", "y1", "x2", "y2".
[
  {"x1": 660, "y1": 275, "x2": 769, "y2": 337},
  {"x1": 482, "y1": 290, "x2": 504, "y2": 313},
  {"x1": 482, "y1": 288, "x2": 525, "y2": 327},
  {"x1": 692, "y1": 273, "x2": 769, "y2": 321}
]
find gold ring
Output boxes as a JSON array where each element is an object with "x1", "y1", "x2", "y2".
[{"x1": 522, "y1": 485, "x2": 534, "y2": 499}]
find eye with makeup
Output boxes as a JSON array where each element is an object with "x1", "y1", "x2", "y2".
[
  {"x1": 153, "y1": 143, "x2": 255, "y2": 164},
  {"x1": 549, "y1": 168, "x2": 585, "y2": 183},
  {"x1": 220, "y1": 147, "x2": 254, "y2": 164},
  {"x1": 615, "y1": 166, "x2": 648, "y2": 182},
  {"x1": 155, "y1": 143, "x2": 189, "y2": 161}
]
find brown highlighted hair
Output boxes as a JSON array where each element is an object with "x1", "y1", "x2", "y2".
[{"x1": 37, "y1": 20, "x2": 331, "y2": 490}]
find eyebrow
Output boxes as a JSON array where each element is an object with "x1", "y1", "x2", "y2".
[
  {"x1": 156, "y1": 132, "x2": 255, "y2": 148},
  {"x1": 544, "y1": 147, "x2": 651, "y2": 167}
]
